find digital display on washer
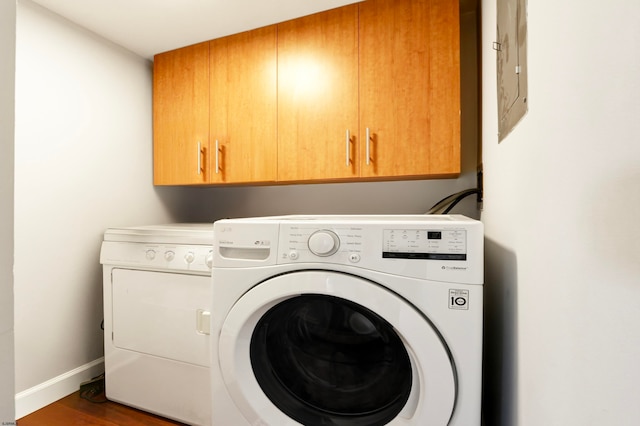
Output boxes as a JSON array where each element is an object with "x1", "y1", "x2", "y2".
[
  {"x1": 382, "y1": 229, "x2": 467, "y2": 260},
  {"x1": 427, "y1": 231, "x2": 442, "y2": 240}
]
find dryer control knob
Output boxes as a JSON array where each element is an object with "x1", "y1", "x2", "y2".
[{"x1": 308, "y1": 230, "x2": 339, "y2": 256}]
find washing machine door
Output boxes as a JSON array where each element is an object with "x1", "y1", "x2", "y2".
[{"x1": 218, "y1": 271, "x2": 456, "y2": 426}]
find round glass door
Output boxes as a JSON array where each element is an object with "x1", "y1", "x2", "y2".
[
  {"x1": 251, "y1": 294, "x2": 412, "y2": 426},
  {"x1": 218, "y1": 271, "x2": 456, "y2": 426}
]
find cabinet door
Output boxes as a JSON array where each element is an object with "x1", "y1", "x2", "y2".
[
  {"x1": 153, "y1": 42, "x2": 209, "y2": 185},
  {"x1": 210, "y1": 26, "x2": 277, "y2": 184},
  {"x1": 277, "y1": 5, "x2": 359, "y2": 182},
  {"x1": 359, "y1": 0, "x2": 460, "y2": 178}
]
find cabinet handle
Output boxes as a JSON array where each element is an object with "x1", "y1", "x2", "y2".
[
  {"x1": 215, "y1": 140, "x2": 220, "y2": 174},
  {"x1": 197, "y1": 142, "x2": 203, "y2": 175},
  {"x1": 346, "y1": 129, "x2": 351, "y2": 167},
  {"x1": 366, "y1": 128, "x2": 371, "y2": 166}
]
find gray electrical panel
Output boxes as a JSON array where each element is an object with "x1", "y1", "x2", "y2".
[{"x1": 496, "y1": 0, "x2": 528, "y2": 141}]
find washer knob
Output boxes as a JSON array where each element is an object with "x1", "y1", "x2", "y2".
[
  {"x1": 205, "y1": 251, "x2": 213, "y2": 269},
  {"x1": 164, "y1": 251, "x2": 175, "y2": 262},
  {"x1": 184, "y1": 251, "x2": 195, "y2": 264},
  {"x1": 308, "y1": 230, "x2": 340, "y2": 256}
]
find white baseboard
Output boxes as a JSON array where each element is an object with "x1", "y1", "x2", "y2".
[{"x1": 15, "y1": 357, "x2": 104, "y2": 419}]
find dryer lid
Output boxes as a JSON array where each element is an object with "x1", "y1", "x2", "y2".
[{"x1": 104, "y1": 223, "x2": 214, "y2": 245}]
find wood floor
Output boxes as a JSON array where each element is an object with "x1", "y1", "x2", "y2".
[{"x1": 18, "y1": 391, "x2": 186, "y2": 426}]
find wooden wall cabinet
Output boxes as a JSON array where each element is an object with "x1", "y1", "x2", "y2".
[
  {"x1": 153, "y1": 0, "x2": 460, "y2": 186},
  {"x1": 153, "y1": 42, "x2": 209, "y2": 185},
  {"x1": 210, "y1": 26, "x2": 278, "y2": 184},
  {"x1": 277, "y1": 5, "x2": 359, "y2": 182},
  {"x1": 359, "y1": 0, "x2": 460, "y2": 179}
]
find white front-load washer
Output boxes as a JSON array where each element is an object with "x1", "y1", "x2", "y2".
[
  {"x1": 211, "y1": 215, "x2": 483, "y2": 426},
  {"x1": 100, "y1": 224, "x2": 214, "y2": 425}
]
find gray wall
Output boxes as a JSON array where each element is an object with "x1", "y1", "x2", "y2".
[
  {"x1": 13, "y1": 1, "x2": 193, "y2": 416},
  {"x1": 0, "y1": 0, "x2": 16, "y2": 423}
]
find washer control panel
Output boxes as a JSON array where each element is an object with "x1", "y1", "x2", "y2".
[
  {"x1": 213, "y1": 215, "x2": 483, "y2": 284},
  {"x1": 382, "y1": 229, "x2": 467, "y2": 260},
  {"x1": 281, "y1": 225, "x2": 364, "y2": 263},
  {"x1": 280, "y1": 225, "x2": 466, "y2": 262}
]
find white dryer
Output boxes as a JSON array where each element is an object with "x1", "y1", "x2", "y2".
[
  {"x1": 100, "y1": 224, "x2": 214, "y2": 425},
  {"x1": 211, "y1": 215, "x2": 483, "y2": 426}
]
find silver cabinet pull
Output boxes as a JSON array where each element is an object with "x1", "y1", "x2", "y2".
[
  {"x1": 346, "y1": 129, "x2": 351, "y2": 166},
  {"x1": 197, "y1": 142, "x2": 202, "y2": 175},
  {"x1": 366, "y1": 128, "x2": 371, "y2": 165},
  {"x1": 215, "y1": 140, "x2": 220, "y2": 174}
]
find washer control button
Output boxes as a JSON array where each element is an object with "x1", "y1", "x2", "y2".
[
  {"x1": 145, "y1": 249, "x2": 156, "y2": 260},
  {"x1": 289, "y1": 251, "x2": 299, "y2": 260},
  {"x1": 164, "y1": 251, "x2": 175, "y2": 262},
  {"x1": 308, "y1": 230, "x2": 340, "y2": 256},
  {"x1": 348, "y1": 253, "x2": 361, "y2": 263},
  {"x1": 184, "y1": 251, "x2": 195, "y2": 264}
]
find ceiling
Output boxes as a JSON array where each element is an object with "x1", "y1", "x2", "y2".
[
  {"x1": 29, "y1": 0, "x2": 478, "y2": 60},
  {"x1": 29, "y1": 0, "x2": 362, "y2": 59}
]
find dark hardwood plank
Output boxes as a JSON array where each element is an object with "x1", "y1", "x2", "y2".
[{"x1": 18, "y1": 391, "x2": 186, "y2": 426}]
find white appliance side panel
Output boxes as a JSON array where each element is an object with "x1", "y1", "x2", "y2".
[
  {"x1": 111, "y1": 268, "x2": 211, "y2": 367},
  {"x1": 106, "y1": 351, "x2": 211, "y2": 426}
]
